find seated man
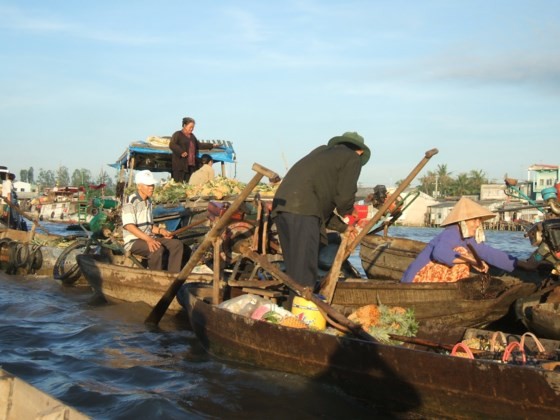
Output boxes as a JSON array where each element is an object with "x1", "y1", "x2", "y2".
[{"x1": 122, "y1": 170, "x2": 185, "y2": 273}]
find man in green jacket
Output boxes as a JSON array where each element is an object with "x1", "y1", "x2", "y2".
[{"x1": 272, "y1": 132, "x2": 371, "y2": 307}]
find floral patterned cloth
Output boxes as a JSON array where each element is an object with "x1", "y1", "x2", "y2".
[
  {"x1": 412, "y1": 246, "x2": 470, "y2": 283},
  {"x1": 402, "y1": 224, "x2": 516, "y2": 283},
  {"x1": 411, "y1": 246, "x2": 489, "y2": 283}
]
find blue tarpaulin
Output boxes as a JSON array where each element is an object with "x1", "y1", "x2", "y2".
[{"x1": 110, "y1": 139, "x2": 236, "y2": 173}]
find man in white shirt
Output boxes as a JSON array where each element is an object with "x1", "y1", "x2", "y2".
[{"x1": 122, "y1": 170, "x2": 186, "y2": 272}]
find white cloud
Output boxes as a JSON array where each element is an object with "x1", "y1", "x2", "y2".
[{"x1": 0, "y1": 5, "x2": 164, "y2": 46}]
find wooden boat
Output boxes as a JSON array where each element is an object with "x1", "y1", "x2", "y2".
[
  {"x1": 516, "y1": 285, "x2": 560, "y2": 340},
  {"x1": 182, "y1": 283, "x2": 560, "y2": 419},
  {"x1": 359, "y1": 234, "x2": 426, "y2": 280},
  {"x1": 354, "y1": 233, "x2": 542, "y2": 340},
  {"x1": 76, "y1": 253, "x2": 212, "y2": 313},
  {"x1": 74, "y1": 238, "x2": 536, "y2": 341},
  {"x1": 75, "y1": 249, "x2": 536, "y2": 341},
  {"x1": 331, "y1": 275, "x2": 537, "y2": 342},
  {"x1": 0, "y1": 368, "x2": 88, "y2": 419}
]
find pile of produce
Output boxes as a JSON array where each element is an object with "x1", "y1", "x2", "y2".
[
  {"x1": 183, "y1": 176, "x2": 244, "y2": 199},
  {"x1": 124, "y1": 176, "x2": 278, "y2": 204},
  {"x1": 348, "y1": 304, "x2": 419, "y2": 344}
]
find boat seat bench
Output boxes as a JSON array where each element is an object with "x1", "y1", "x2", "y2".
[{"x1": 123, "y1": 250, "x2": 148, "y2": 268}]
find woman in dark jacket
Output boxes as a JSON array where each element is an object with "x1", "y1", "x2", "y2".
[
  {"x1": 169, "y1": 117, "x2": 213, "y2": 183},
  {"x1": 272, "y1": 132, "x2": 371, "y2": 305}
]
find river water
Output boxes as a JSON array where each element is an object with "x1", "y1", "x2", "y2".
[{"x1": 0, "y1": 225, "x2": 536, "y2": 418}]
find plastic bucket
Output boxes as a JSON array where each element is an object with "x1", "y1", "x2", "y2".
[
  {"x1": 541, "y1": 187, "x2": 558, "y2": 201},
  {"x1": 291, "y1": 296, "x2": 326, "y2": 330}
]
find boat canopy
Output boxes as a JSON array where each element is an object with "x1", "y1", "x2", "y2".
[{"x1": 110, "y1": 137, "x2": 236, "y2": 173}]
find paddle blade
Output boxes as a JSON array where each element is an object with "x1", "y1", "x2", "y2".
[{"x1": 144, "y1": 278, "x2": 185, "y2": 325}]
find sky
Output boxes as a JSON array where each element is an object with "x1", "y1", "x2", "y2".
[{"x1": 1, "y1": 1, "x2": 560, "y2": 188}]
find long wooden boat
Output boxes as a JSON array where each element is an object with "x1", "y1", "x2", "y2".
[
  {"x1": 0, "y1": 368, "x2": 88, "y2": 419},
  {"x1": 76, "y1": 247, "x2": 536, "y2": 341},
  {"x1": 182, "y1": 283, "x2": 560, "y2": 419},
  {"x1": 76, "y1": 253, "x2": 212, "y2": 313},
  {"x1": 516, "y1": 285, "x2": 560, "y2": 340}
]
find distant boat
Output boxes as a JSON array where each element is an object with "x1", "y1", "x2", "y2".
[{"x1": 0, "y1": 226, "x2": 86, "y2": 279}]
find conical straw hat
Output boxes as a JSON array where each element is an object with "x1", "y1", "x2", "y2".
[{"x1": 440, "y1": 197, "x2": 495, "y2": 226}]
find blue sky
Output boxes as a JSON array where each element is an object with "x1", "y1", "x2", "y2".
[{"x1": 1, "y1": 1, "x2": 559, "y2": 187}]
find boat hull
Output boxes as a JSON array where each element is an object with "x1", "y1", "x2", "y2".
[
  {"x1": 332, "y1": 277, "x2": 536, "y2": 342},
  {"x1": 185, "y1": 284, "x2": 560, "y2": 419},
  {"x1": 516, "y1": 288, "x2": 560, "y2": 340},
  {"x1": 76, "y1": 254, "x2": 211, "y2": 313},
  {"x1": 359, "y1": 234, "x2": 426, "y2": 280}
]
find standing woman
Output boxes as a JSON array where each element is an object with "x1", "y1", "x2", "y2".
[{"x1": 169, "y1": 117, "x2": 213, "y2": 183}]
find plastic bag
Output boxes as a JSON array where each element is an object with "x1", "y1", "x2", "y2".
[{"x1": 218, "y1": 294, "x2": 270, "y2": 316}]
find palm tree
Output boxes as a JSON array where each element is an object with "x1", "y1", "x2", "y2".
[
  {"x1": 418, "y1": 170, "x2": 437, "y2": 197},
  {"x1": 452, "y1": 173, "x2": 471, "y2": 196},
  {"x1": 468, "y1": 170, "x2": 488, "y2": 195},
  {"x1": 436, "y1": 164, "x2": 453, "y2": 197}
]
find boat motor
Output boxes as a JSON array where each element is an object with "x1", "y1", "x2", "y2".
[{"x1": 526, "y1": 218, "x2": 560, "y2": 274}]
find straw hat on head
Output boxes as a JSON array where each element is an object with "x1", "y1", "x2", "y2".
[
  {"x1": 328, "y1": 131, "x2": 371, "y2": 166},
  {"x1": 440, "y1": 197, "x2": 495, "y2": 226}
]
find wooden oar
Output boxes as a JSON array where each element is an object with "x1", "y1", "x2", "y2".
[
  {"x1": 145, "y1": 163, "x2": 281, "y2": 326},
  {"x1": 319, "y1": 148, "x2": 439, "y2": 303},
  {"x1": 388, "y1": 334, "x2": 487, "y2": 355},
  {"x1": 170, "y1": 217, "x2": 208, "y2": 237},
  {"x1": 243, "y1": 249, "x2": 378, "y2": 343}
]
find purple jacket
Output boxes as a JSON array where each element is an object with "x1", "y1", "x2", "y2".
[{"x1": 401, "y1": 225, "x2": 518, "y2": 283}]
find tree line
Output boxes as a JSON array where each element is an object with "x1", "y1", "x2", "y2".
[
  {"x1": 19, "y1": 166, "x2": 116, "y2": 195},
  {"x1": 414, "y1": 164, "x2": 490, "y2": 198}
]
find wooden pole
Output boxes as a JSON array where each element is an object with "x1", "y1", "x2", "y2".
[
  {"x1": 320, "y1": 233, "x2": 349, "y2": 303},
  {"x1": 319, "y1": 149, "x2": 438, "y2": 302},
  {"x1": 145, "y1": 163, "x2": 280, "y2": 326},
  {"x1": 4, "y1": 199, "x2": 52, "y2": 236}
]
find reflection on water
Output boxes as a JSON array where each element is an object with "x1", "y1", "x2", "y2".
[{"x1": 0, "y1": 225, "x2": 536, "y2": 418}]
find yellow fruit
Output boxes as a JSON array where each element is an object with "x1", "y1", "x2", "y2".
[{"x1": 280, "y1": 316, "x2": 308, "y2": 329}]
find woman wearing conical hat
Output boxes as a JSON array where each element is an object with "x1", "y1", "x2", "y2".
[{"x1": 401, "y1": 197, "x2": 535, "y2": 283}]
